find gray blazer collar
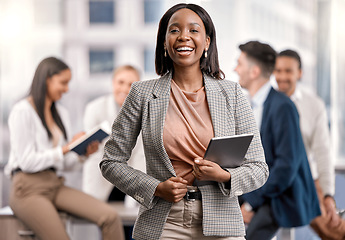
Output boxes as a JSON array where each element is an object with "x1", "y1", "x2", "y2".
[
  {"x1": 203, "y1": 74, "x2": 222, "y2": 93},
  {"x1": 152, "y1": 72, "x2": 172, "y2": 98}
]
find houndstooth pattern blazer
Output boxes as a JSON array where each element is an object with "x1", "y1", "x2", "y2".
[{"x1": 100, "y1": 72, "x2": 268, "y2": 240}]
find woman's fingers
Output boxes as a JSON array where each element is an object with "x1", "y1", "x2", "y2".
[
  {"x1": 155, "y1": 177, "x2": 188, "y2": 202},
  {"x1": 170, "y1": 176, "x2": 188, "y2": 184},
  {"x1": 86, "y1": 141, "x2": 99, "y2": 156}
]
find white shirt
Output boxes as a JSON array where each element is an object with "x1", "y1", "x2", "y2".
[
  {"x1": 82, "y1": 94, "x2": 146, "y2": 201},
  {"x1": 5, "y1": 99, "x2": 81, "y2": 177},
  {"x1": 250, "y1": 81, "x2": 272, "y2": 129},
  {"x1": 291, "y1": 85, "x2": 335, "y2": 196},
  {"x1": 242, "y1": 81, "x2": 271, "y2": 211}
]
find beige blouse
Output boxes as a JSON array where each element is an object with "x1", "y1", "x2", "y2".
[{"x1": 163, "y1": 80, "x2": 214, "y2": 185}]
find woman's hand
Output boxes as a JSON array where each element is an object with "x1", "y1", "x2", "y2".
[
  {"x1": 192, "y1": 157, "x2": 231, "y2": 183},
  {"x1": 71, "y1": 132, "x2": 86, "y2": 141},
  {"x1": 62, "y1": 132, "x2": 89, "y2": 155},
  {"x1": 154, "y1": 177, "x2": 188, "y2": 203},
  {"x1": 85, "y1": 141, "x2": 99, "y2": 156}
]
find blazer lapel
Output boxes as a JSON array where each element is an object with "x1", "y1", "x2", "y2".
[
  {"x1": 261, "y1": 87, "x2": 274, "y2": 133},
  {"x1": 149, "y1": 72, "x2": 176, "y2": 176},
  {"x1": 203, "y1": 74, "x2": 228, "y2": 137}
]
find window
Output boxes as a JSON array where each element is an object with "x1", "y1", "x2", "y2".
[
  {"x1": 317, "y1": 0, "x2": 345, "y2": 165},
  {"x1": 144, "y1": 47, "x2": 155, "y2": 73},
  {"x1": 89, "y1": 49, "x2": 115, "y2": 74},
  {"x1": 89, "y1": 1, "x2": 115, "y2": 24},
  {"x1": 144, "y1": 0, "x2": 164, "y2": 24}
]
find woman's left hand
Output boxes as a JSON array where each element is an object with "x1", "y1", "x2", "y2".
[
  {"x1": 85, "y1": 141, "x2": 99, "y2": 156},
  {"x1": 192, "y1": 157, "x2": 231, "y2": 183}
]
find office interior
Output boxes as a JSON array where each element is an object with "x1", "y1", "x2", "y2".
[{"x1": 0, "y1": 0, "x2": 345, "y2": 239}]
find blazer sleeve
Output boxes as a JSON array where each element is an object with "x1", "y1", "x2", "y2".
[
  {"x1": 100, "y1": 83, "x2": 160, "y2": 209},
  {"x1": 219, "y1": 83, "x2": 269, "y2": 198},
  {"x1": 242, "y1": 100, "x2": 305, "y2": 208}
]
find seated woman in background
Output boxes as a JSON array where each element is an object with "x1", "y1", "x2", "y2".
[{"x1": 4, "y1": 57, "x2": 124, "y2": 240}]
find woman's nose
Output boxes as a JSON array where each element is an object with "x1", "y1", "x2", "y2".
[{"x1": 178, "y1": 30, "x2": 190, "y2": 41}]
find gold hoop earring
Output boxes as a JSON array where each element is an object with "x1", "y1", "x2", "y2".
[{"x1": 204, "y1": 50, "x2": 208, "y2": 58}]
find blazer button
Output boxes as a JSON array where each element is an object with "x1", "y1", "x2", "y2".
[{"x1": 136, "y1": 195, "x2": 144, "y2": 203}]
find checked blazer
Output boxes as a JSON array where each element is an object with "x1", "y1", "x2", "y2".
[{"x1": 100, "y1": 72, "x2": 269, "y2": 240}]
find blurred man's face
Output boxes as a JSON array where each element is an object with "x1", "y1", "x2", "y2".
[
  {"x1": 274, "y1": 56, "x2": 302, "y2": 97},
  {"x1": 235, "y1": 52, "x2": 253, "y2": 89},
  {"x1": 112, "y1": 69, "x2": 139, "y2": 106}
]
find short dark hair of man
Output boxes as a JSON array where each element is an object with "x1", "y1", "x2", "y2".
[
  {"x1": 239, "y1": 41, "x2": 277, "y2": 78},
  {"x1": 278, "y1": 49, "x2": 302, "y2": 69}
]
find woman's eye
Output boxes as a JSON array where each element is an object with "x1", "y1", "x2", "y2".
[
  {"x1": 170, "y1": 29, "x2": 179, "y2": 33},
  {"x1": 191, "y1": 29, "x2": 199, "y2": 33}
]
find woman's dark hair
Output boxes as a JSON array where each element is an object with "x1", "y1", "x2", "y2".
[
  {"x1": 29, "y1": 57, "x2": 69, "y2": 140},
  {"x1": 155, "y1": 3, "x2": 224, "y2": 80}
]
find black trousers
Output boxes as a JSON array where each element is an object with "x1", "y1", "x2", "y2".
[{"x1": 245, "y1": 203, "x2": 280, "y2": 240}]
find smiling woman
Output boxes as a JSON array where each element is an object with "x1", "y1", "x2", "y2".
[
  {"x1": 100, "y1": 3, "x2": 268, "y2": 240},
  {"x1": 4, "y1": 57, "x2": 125, "y2": 240},
  {"x1": 46, "y1": 69, "x2": 71, "y2": 103}
]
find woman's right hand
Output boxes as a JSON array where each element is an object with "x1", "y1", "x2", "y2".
[
  {"x1": 62, "y1": 132, "x2": 86, "y2": 154},
  {"x1": 154, "y1": 177, "x2": 188, "y2": 203}
]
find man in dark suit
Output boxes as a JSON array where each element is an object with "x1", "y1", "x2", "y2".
[{"x1": 235, "y1": 41, "x2": 321, "y2": 240}]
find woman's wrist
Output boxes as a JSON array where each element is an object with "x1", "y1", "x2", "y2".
[
  {"x1": 219, "y1": 168, "x2": 231, "y2": 183},
  {"x1": 154, "y1": 182, "x2": 163, "y2": 197},
  {"x1": 219, "y1": 169, "x2": 231, "y2": 189},
  {"x1": 62, "y1": 145, "x2": 70, "y2": 154}
]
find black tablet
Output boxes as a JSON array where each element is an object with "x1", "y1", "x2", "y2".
[{"x1": 204, "y1": 133, "x2": 254, "y2": 168}]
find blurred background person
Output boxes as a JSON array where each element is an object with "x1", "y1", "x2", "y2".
[
  {"x1": 5, "y1": 57, "x2": 124, "y2": 240},
  {"x1": 82, "y1": 65, "x2": 145, "y2": 240},
  {"x1": 82, "y1": 65, "x2": 145, "y2": 203},
  {"x1": 235, "y1": 41, "x2": 320, "y2": 240},
  {"x1": 275, "y1": 49, "x2": 345, "y2": 240}
]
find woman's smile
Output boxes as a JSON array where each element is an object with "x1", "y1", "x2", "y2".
[{"x1": 175, "y1": 46, "x2": 195, "y2": 56}]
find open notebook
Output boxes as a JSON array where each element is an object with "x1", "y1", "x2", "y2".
[{"x1": 69, "y1": 121, "x2": 110, "y2": 155}]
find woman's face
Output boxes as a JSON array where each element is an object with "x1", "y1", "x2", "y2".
[
  {"x1": 165, "y1": 8, "x2": 210, "y2": 70},
  {"x1": 46, "y1": 69, "x2": 71, "y2": 102}
]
